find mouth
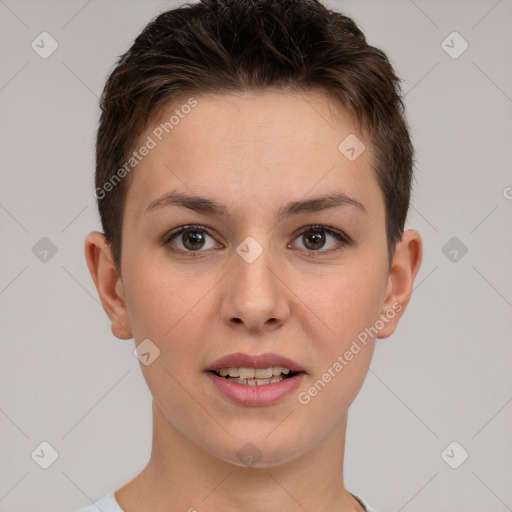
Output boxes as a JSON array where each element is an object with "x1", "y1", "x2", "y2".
[
  {"x1": 205, "y1": 352, "x2": 306, "y2": 383},
  {"x1": 204, "y1": 352, "x2": 307, "y2": 406},
  {"x1": 209, "y1": 366, "x2": 303, "y2": 386}
]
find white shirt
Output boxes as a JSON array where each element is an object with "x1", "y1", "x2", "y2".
[{"x1": 75, "y1": 490, "x2": 378, "y2": 511}]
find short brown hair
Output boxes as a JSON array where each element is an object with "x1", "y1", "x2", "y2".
[{"x1": 95, "y1": 0, "x2": 414, "y2": 271}]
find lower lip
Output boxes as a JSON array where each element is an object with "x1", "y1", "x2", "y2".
[{"x1": 205, "y1": 371, "x2": 305, "y2": 406}]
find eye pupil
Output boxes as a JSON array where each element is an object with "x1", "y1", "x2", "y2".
[
  {"x1": 303, "y1": 230, "x2": 325, "y2": 250},
  {"x1": 183, "y1": 230, "x2": 205, "y2": 250}
]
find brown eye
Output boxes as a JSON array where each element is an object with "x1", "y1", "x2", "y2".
[
  {"x1": 164, "y1": 225, "x2": 219, "y2": 253},
  {"x1": 302, "y1": 230, "x2": 326, "y2": 250},
  {"x1": 181, "y1": 229, "x2": 206, "y2": 250},
  {"x1": 291, "y1": 225, "x2": 349, "y2": 254}
]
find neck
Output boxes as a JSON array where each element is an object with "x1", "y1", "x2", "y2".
[{"x1": 115, "y1": 399, "x2": 365, "y2": 512}]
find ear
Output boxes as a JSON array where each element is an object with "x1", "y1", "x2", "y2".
[
  {"x1": 84, "y1": 231, "x2": 133, "y2": 340},
  {"x1": 377, "y1": 229, "x2": 423, "y2": 339}
]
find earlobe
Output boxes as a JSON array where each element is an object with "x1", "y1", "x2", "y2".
[
  {"x1": 84, "y1": 231, "x2": 133, "y2": 340},
  {"x1": 377, "y1": 229, "x2": 423, "y2": 339}
]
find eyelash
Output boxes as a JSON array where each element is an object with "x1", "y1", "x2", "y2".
[{"x1": 162, "y1": 224, "x2": 351, "y2": 257}]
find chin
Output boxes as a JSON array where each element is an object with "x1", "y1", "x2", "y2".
[{"x1": 204, "y1": 430, "x2": 308, "y2": 470}]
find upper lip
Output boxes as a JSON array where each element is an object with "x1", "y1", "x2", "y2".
[{"x1": 205, "y1": 352, "x2": 306, "y2": 373}]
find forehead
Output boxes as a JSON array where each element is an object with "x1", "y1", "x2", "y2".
[{"x1": 125, "y1": 89, "x2": 381, "y2": 221}]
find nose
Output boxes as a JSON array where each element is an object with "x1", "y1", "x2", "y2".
[{"x1": 220, "y1": 239, "x2": 290, "y2": 333}]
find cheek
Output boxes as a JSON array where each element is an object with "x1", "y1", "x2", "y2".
[
  {"x1": 122, "y1": 263, "x2": 213, "y2": 417},
  {"x1": 294, "y1": 264, "x2": 385, "y2": 393},
  {"x1": 292, "y1": 278, "x2": 380, "y2": 425},
  {"x1": 122, "y1": 257, "x2": 223, "y2": 397},
  {"x1": 303, "y1": 268, "x2": 385, "y2": 348},
  {"x1": 123, "y1": 252, "x2": 216, "y2": 341}
]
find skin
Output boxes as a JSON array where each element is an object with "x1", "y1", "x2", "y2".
[{"x1": 85, "y1": 89, "x2": 422, "y2": 512}]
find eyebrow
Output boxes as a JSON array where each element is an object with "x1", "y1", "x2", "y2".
[{"x1": 144, "y1": 190, "x2": 366, "y2": 220}]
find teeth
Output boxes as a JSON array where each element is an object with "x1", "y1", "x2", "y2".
[
  {"x1": 216, "y1": 366, "x2": 292, "y2": 379},
  {"x1": 254, "y1": 368, "x2": 272, "y2": 378},
  {"x1": 229, "y1": 375, "x2": 286, "y2": 385},
  {"x1": 240, "y1": 367, "x2": 257, "y2": 379}
]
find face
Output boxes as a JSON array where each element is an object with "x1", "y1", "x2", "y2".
[{"x1": 88, "y1": 89, "x2": 421, "y2": 468}]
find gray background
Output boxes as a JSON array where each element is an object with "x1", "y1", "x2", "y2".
[{"x1": 0, "y1": 0, "x2": 511, "y2": 511}]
